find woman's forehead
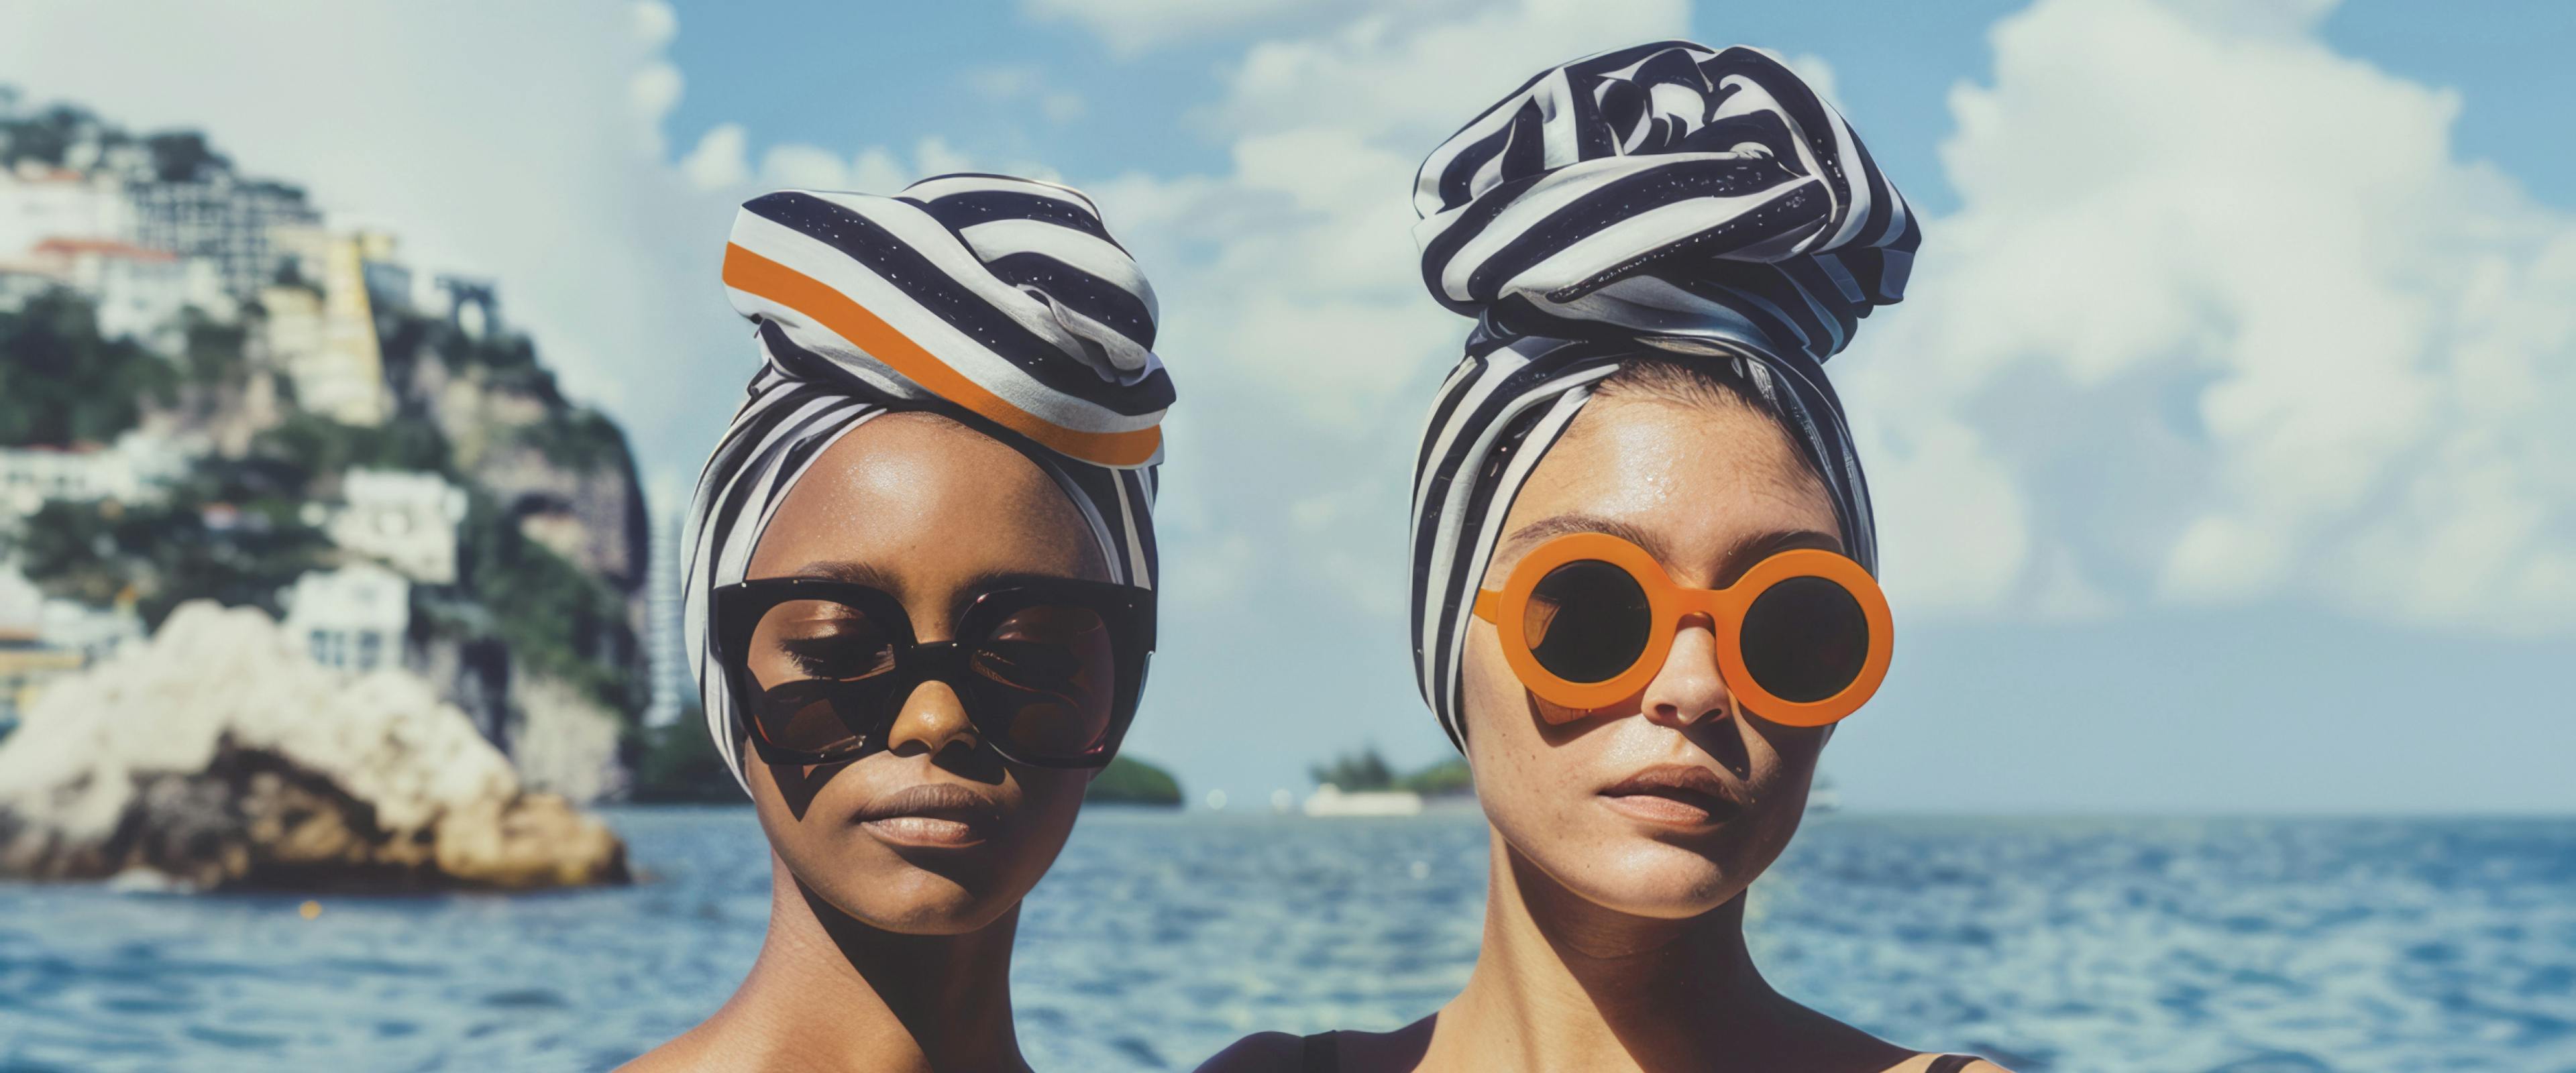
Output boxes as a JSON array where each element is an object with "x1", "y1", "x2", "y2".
[
  {"x1": 747, "y1": 414, "x2": 1102, "y2": 583},
  {"x1": 1499, "y1": 398, "x2": 1837, "y2": 579}
]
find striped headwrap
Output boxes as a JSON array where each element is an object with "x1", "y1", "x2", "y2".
[
  {"x1": 1407, "y1": 41, "x2": 1919, "y2": 748},
  {"x1": 684, "y1": 174, "x2": 1169, "y2": 793}
]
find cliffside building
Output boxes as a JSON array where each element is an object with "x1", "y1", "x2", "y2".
[
  {"x1": 0, "y1": 162, "x2": 133, "y2": 255},
  {"x1": 127, "y1": 172, "x2": 319, "y2": 298},
  {"x1": 260, "y1": 227, "x2": 397, "y2": 426},
  {"x1": 325, "y1": 469, "x2": 468, "y2": 585},
  {"x1": 0, "y1": 431, "x2": 187, "y2": 520},
  {"x1": 280, "y1": 563, "x2": 410, "y2": 674},
  {"x1": 21, "y1": 236, "x2": 231, "y2": 347}
]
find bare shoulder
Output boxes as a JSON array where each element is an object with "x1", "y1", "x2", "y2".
[
  {"x1": 1193, "y1": 1031, "x2": 1305, "y2": 1073},
  {"x1": 615, "y1": 1022, "x2": 731, "y2": 1072}
]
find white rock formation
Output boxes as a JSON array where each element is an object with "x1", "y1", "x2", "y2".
[
  {"x1": 0, "y1": 600, "x2": 625, "y2": 889},
  {"x1": 507, "y1": 672, "x2": 631, "y2": 805}
]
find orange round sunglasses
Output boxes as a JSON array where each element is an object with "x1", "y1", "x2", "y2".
[{"x1": 1471, "y1": 532, "x2": 1893, "y2": 727}]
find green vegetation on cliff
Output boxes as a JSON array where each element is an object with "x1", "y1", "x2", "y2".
[
  {"x1": 6, "y1": 493, "x2": 329, "y2": 627},
  {"x1": 0, "y1": 290, "x2": 176, "y2": 448}
]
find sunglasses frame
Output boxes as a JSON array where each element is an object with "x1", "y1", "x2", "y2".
[
  {"x1": 1472, "y1": 532, "x2": 1892, "y2": 727},
  {"x1": 711, "y1": 575, "x2": 1155, "y2": 769}
]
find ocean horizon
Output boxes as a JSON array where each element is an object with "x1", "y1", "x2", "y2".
[{"x1": 3, "y1": 807, "x2": 2571, "y2": 1072}]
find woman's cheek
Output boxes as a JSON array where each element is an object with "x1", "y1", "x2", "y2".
[{"x1": 1462, "y1": 653, "x2": 1569, "y2": 843}]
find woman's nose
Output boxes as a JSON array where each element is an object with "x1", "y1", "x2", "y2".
[
  {"x1": 885, "y1": 681, "x2": 981, "y2": 756},
  {"x1": 1638, "y1": 614, "x2": 1731, "y2": 728}
]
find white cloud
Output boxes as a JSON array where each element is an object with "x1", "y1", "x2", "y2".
[
  {"x1": 1841, "y1": 0, "x2": 2576, "y2": 632},
  {"x1": 679, "y1": 122, "x2": 751, "y2": 190},
  {"x1": 629, "y1": 0, "x2": 676, "y2": 46},
  {"x1": 756, "y1": 142, "x2": 854, "y2": 190},
  {"x1": 627, "y1": 0, "x2": 683, "y2": 144}
]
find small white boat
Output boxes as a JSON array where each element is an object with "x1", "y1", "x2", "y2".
[{"x1": 1301, "y1": 783, "x2": 1424, "y2": 817}]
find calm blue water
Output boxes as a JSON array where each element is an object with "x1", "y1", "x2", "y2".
[{"x1": 2, "y1": 809, "x2": 2571, "y2": 1072}]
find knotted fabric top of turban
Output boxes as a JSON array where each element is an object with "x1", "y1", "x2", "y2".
[
  {"x1": 685, "y1": 174, "x2": 1169, "y2": 793},
  {"x1": 1407, "y1": 41, "x2": 1919, "y2": 748}
]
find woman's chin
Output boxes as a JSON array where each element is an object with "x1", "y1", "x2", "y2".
[
  {"x1": 828, "y1": 891, "x2": 1010, "y2": 935},
  {"x1": 1545, "y1": 841, "x2": 1746, "y2": 919},
  {"x1": 810, "y1": 870, "x2": 1019, "y2": 935}
]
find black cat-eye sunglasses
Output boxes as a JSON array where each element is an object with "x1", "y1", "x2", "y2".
[{"x1": 711, "y1": 576, "x2": 1153, "y2": 769}]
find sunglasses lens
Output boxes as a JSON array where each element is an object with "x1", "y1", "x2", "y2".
[
  {"x1": 1525, "y1": 559, "x2": 1653, "y2": 684},
  {"x1": 968, "y1": 603, "x2": 1120, "y2": 760},
  {"x1": 1739, "y1": 575, "x2": 1870, "y2": 703},
  {"x1": 744, "y1": 600, "x2": 902, "y2": 756}
]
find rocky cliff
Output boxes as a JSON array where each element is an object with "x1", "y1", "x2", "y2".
[
  {"x1": 382, "y1": 308, "x2": 654, "y2": 793},
  {"x1": 1, "y1": 97, "x2": 654, "y2": 805}
]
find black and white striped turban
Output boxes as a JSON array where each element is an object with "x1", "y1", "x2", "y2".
[
  {"x1": 1407, "y1": 41, "x2": 1920, "y2": 748},
  {"x1": 684, "y1": 174, "x2": 1169, "y2": 791}
]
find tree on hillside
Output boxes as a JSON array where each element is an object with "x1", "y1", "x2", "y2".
[
  {"x1": 4, "y1": 488, "x2": 331, "y2": 628},
  {"x1": 0, "y1": 289, "x2": 175, "y2": 447},
  {"x1": 143, "y1": 130, "x2": 229, "y2": 183},
  {"x1": 0, "y1": 102, "x2": 97, "y2": 168}
]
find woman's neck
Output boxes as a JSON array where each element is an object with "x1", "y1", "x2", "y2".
[
  {"x1": 1426, "y1": 833, "x2": 1791, "y2": 1073},
  {"x1": 697, "y1": 855, "x2": 1031, "y2": 1073}
]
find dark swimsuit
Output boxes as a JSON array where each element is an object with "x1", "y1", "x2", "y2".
[{"x1": 1295, "y1": 1030, "x2": 1982, "y2": 1072}]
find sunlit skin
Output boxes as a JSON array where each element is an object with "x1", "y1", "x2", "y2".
[
  {"x1": 626, "y1": 412, "x2": 1106, "y2": 1073},
  {"x1": 1203, "y1": 383, "x2": 2007, "y2": 1072}
]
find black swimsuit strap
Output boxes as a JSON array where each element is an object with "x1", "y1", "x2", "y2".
[
  {"x1": 1299, "y1": 1030, "x2": 1341, "y2": 1073},
  {"x1": 1291, "y1": 1033, "x2": 1972, "y2": 1072}
]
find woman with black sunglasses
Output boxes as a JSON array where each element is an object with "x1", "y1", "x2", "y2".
[
  {"x1": 1202, "y1": 42, "x2": 2006, "y2": 1073},
  {"x1": 626, "y1": 174, "x2": 1169, "y2": 1072}
]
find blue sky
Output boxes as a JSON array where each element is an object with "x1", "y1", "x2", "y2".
[{"x1": 6, "y1": 0, "x2": 2571, "y2": 813}]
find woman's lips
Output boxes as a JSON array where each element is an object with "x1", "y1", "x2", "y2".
[
  {"x1": 852, "y1": 783, "x2": 1006, "y2": 848},
  {"x1": 1598, "y1": 764, "x2": 1741, "y2": 828}
]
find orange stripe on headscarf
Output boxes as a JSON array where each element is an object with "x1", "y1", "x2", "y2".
[{"x1": 720, "y1": 243, "x2": 1163, "y2": 468}]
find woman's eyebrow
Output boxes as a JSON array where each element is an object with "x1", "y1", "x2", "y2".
[
  {"x1": 957, "y1": 569, "x2": 1084, "y2": 593},
  {"x1": 783, "y1": 560, "x2": 901, "y2": 593},
  {"x1": 1498, "y1": 513, "x2": 1673, "y2": 563},
  {"x1": 950, "y1": 570, "x2": 1087, "y2": 623}
]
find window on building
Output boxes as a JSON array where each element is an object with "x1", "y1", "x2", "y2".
[{"x1": 355, "y1": 630, "x2": 382, "y2": 672}]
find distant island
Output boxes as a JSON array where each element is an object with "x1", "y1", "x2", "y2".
[
  {"x1": 1085, "y1": 754, "x2": 1183, "y2": 806},
  {"x1": 1311, "y1": 746, "x2": 1473, "y2": 797}
]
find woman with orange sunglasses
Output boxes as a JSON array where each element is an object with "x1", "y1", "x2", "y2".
[{"x1": 1205, "y1": 42, "x2": 2004, "y2": 1073}]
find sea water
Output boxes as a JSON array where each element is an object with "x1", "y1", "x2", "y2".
[{"x1": 1, "y1": 809, "x2": 2571, "y2": 1072}]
